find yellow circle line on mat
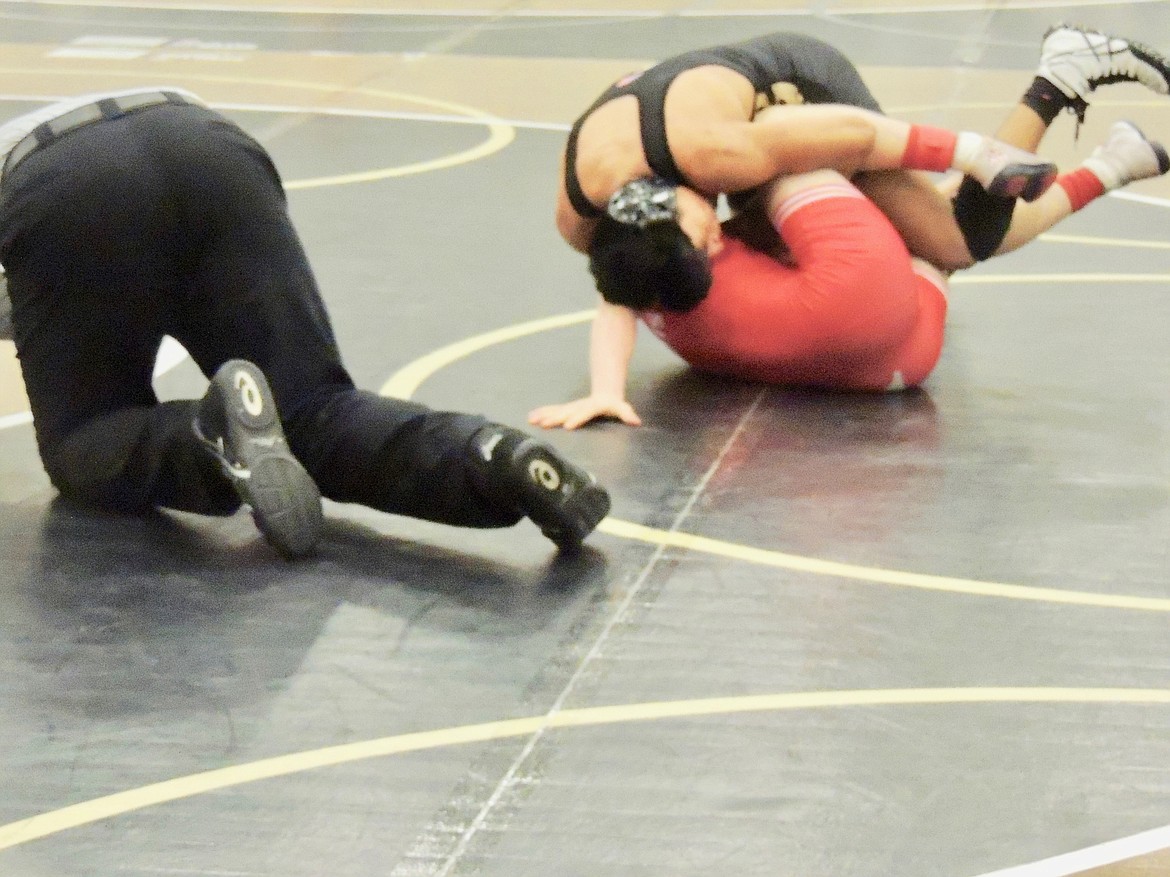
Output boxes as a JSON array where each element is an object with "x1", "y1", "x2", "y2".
[
  {"x1": 379, "y1": 309, "x2": 597, "y2": 399},
  {"x1": 282, "y1": 123, "x2": 512, "y2": 189},
  {"x1": 954, "y1": 273, "x2": 1170, "y2": 284},
  {"x1": 2, "y1": 686, "x2": 1170, "y2": 852},
  {"x1": 378, "y1": 291, "x2": 1170, "y2": 614},
  {"x1": 595, "y1": 518, "x2": 1170, "y2": 611},
  {"x1": 378, "y1": 268, "x2": 1170, "y2": 399},
  {"x1": 0, "y1": 67, "x2": 516, "y2": 189}
]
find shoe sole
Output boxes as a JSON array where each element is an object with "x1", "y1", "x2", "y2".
[
  {"x1": 508, "y1": 438, "x2": 613, "y2": 549},
  {"x1": 1152, "y1": 140, "x2": 1170, "y2": 175},
  {"x1": 1110, "y1": 121, "x2": 1170, "y2": 181},
  {"x1": 986, "y1": 162, "x2": 1058, "y2": 202},
  {"x1": 539, "y1": 480, "x2": 612, "y2": 549},
  {"x1": 1130, "y1": 42, "x2": 1170, "y2": 92},
  {"x1": 197, "y1": 361, "x2": 324, "y2": 559},
  {"x1": 241, "y1": 454, "x2": 324, "y2": 559}
]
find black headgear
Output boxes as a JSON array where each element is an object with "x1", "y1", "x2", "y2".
[
  {"x1": 589, "y1": 178, "x2": 711, "y2": 313},
  {"x1": 606, "y1": 176, "x2": 679, "y2": 228}
]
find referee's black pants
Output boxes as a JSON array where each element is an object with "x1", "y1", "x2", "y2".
[{"x1": 0, "y1": 102, "x2": 520, "y2": 528}]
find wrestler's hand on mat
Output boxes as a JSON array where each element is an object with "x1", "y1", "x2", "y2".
[{"x1": 527, "y1": 395, "x2": 642, "y2": 431}]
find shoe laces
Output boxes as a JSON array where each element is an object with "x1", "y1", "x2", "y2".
[
  {"x1": 1064, "y1": 25, "x2": 1150, "y2": 88},
  {"x1": 1064, "y1": 98, "x2": 1089, "y2": 141}
]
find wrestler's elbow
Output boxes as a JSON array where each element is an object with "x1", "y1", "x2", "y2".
[
  {"x1": 557, "y1": 209, "x2": 594, "y2": 254},
  {"x1": 683, "y1": 143, "x2": 767, "y2": 193},
  {"x1": 834, "y1": 114, "x2": 881, "y2": 174}
]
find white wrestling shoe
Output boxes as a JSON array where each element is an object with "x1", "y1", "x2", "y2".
[
  {"x1": 965, "y1": 136, "x2": 1058, "y2": 201},
  {"x1": 1039, "y1": 24, "x2": 1170, "y2": 107},
  {"x1": 1083, "y1": 120, "x2": 1170, "y2": 189}
]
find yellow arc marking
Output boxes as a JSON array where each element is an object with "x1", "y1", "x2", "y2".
[
  {"x1": 3, "y1": 686, "x2": 1170, "y2": 852},
  {"x1": 1037, "y1": 234, "x2": 1170, "y2": 250},
  {"x1": 0, "y1": 66, "x2": 516, "y2": 189},
  {"x1": 952, "y1": 273, "x2": 1170, "y2": 284},
  {"x1": 379, "y1": 309, "x2": 595, "y2": 398},
  {"x1": 379, "y1": 305, "x2": 1170, "y2": 613},
  {"x1": 378, "y1": 259, "x2": 1170, "y2": 401},
  {"x1": 598, "y1": 518, "x2": 1170, "y2": 611}
]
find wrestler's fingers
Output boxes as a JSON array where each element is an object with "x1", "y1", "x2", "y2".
[
  {"x1": 562, "y1": 406, "x2": 607, "y2": 431},
  {"x1": 707, "y1": 226, "x2": 724, "y2": 257},
  {"x1": 563, "y1": 399, "x2": 621, "y2": 430},
  {"x1": 576, "y1": 403, "x2": 640, "y2": 429},
  {"x1": 615, "y1": 403, "x2": 642, "y2": 426},
  {"x1": 527, "y1": 405, "x2": 570, "y2": 428}
]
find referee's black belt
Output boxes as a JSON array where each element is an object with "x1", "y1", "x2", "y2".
[{"x1": 2, "y1": 90, "x2": 201, "y2": 180}]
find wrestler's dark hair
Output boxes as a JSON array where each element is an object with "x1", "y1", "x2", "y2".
[{"x1": 588, "y1": 216, "x2": 712, "y2": 313}]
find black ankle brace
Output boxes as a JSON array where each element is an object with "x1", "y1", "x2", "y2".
[{"x1": 1023, "y1": 76, "x2": 1074, "y2": 126}]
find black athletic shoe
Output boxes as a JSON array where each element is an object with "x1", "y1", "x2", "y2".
[
  {"x1": 471, "y1": 427, "x2": 611, "y2": 549},
  {"x1": 193, "y1": 360, "x2": 323, "y2": 559}
]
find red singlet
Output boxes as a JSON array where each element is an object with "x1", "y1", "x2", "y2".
[{"x1": 642, "y1": 181, "x2": 948, "y2": 391}]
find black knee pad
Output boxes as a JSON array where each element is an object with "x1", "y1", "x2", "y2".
[{"x1": 952, "y1": 176, "x2": 1017, "y2": 262}]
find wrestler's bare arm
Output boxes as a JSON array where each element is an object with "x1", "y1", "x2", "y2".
[
  {"x1": 678, "y1": 103, "x2": 917, "y2": 194},
  {"x1": 556, "y1": 149, "x2": 600, "y2": 253},
  {"x1": 528, "y1": 298, "x2": 642, "y2": 430},
  {"x1": 556, "y1": 189, "x2": 597, "y2": 253}
]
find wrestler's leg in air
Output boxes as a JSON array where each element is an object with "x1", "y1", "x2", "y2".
[
  {"x1": 857, "y1": 24, "x2": 1170, "y2": 269},
  {"x1": 954, "y1": 25, "x2": 1170, "y2": 260}
]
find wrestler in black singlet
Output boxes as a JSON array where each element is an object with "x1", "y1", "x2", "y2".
[{"x1": 564, "y1": 32, "x2": 883, "y2": 219}]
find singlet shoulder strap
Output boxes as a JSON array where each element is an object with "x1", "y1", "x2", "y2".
[
  {"x1": 638, "y1": 82, "x2": 687, "y2": 184},
  {"x1": 563, "y1": 116, "x2": 604, "y2": 219},
  {"x1": 633, "y1": 53, "x2": 718, "y2": 187}
]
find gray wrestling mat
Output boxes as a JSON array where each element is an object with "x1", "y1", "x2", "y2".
[{"x1": 1, "y1": 2, "x2": 1169, "y2": 875}]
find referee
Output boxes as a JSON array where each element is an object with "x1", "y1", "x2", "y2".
[{"x1": 0, "y1": 88, "x2": 610, "y2": 557}]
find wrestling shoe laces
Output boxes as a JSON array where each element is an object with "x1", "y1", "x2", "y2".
[
  {"x1": 1039, "y1": 24, "x2": 1170, "y2": 129},
  {"x1": 1084, "y1": 120, "x2": 1170, "y2": 189},
  {"x1": 193, "y1": 359, "x2": 324, "y2": 559}
]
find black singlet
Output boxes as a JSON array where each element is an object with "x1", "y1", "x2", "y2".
[{"x1": 564, "y1": 31, "x2": 883, "y2": 218}]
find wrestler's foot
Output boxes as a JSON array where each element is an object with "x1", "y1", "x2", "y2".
[
  {"x1": 1084, "y1": 120, "x2": 1170, "y2": 189},
  {"x1": 469, "y1": 425, "x2": 611, "y2": 549},
  {"x1": 194, "y1": 359, "x2": 323, "y2": 559},
  {"x1": 1039, "y1": 24, "x2": 1170, "y2": 119},
  {"x1": 966, "y1": 136, "x2": 1058, "y2": 201}
]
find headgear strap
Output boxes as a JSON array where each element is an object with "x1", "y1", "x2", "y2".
[{"x1": 606, "y1": 176, "x2": 678, "y2": 228}]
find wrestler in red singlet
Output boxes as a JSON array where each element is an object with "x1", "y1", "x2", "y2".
[{"x1": 641, "y1": 178, "x2": 949, "y2": 392}]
